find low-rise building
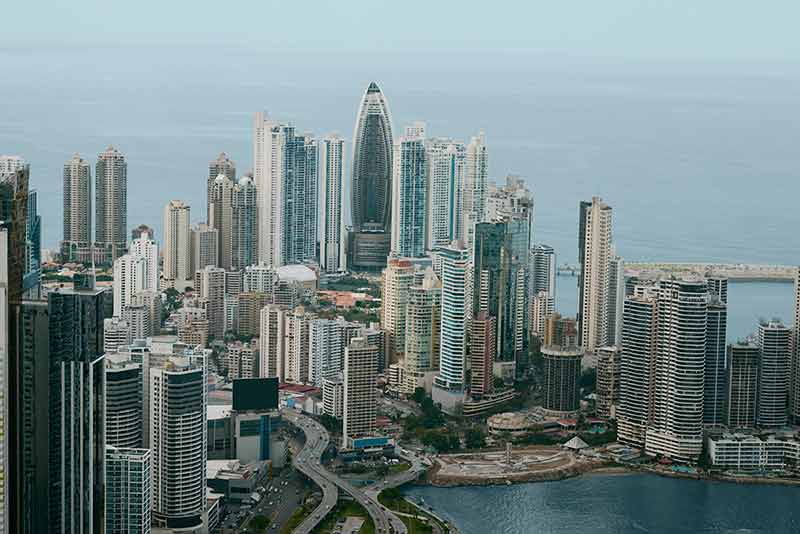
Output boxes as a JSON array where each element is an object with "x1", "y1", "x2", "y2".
[{"x1": 707, "y1": 432, "x2": 800, "y2": 472}]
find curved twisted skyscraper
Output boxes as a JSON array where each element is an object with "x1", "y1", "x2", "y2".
[{"x1": 348, "y1": 82, "x2": 394, "y2": 269}]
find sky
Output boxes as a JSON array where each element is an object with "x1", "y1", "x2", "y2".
[{"x1": 3, "y1": 1, "x2": 800, "y2": 63}]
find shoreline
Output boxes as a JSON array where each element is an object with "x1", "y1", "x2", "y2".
[{"x1": 423, "y1": 458, "x2": 800, "y2": 489}]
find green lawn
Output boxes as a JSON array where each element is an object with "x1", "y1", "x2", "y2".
[
  {"x1": 389, "y1": 462, "x2": 411, "y2": 474},
  {"x1": 313, "y1": 500, "x2": 375, "y2": 534}
]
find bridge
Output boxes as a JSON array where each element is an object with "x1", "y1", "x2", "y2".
[{"x1": 556, "y1": 263, "x2": 796, "y2": 282}]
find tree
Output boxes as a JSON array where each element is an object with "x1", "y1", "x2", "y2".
[
  {"x1": 411, "y1": 387, "x2": 426, "y2": 405},
  {"x1": 464, "y1": 426, "x2": 486, "y2": 450}
]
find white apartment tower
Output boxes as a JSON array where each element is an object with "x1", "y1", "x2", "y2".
[
  {"x1": 461, "y1": 131, "x2": 488, "y2": 249},
  {"x1": 343, "y1": 337, "x2": 379, "y2": 447},
  {"x1": 259, "y1": 305, "x2": 286, "y2": 380},
  {"x1": 757, "y1": 320, "x2": 792, "y2": 428},
  {"x1": 433, "y1": 244, "x2": 470, "y2": 391},
  {"x1": 319, "y1": 135, "x2": 345, "y2": 273},
  {"x1": 284, "y1": 307, "x2": 316, "y2": 384},
  {"x1": 162, "y1": 200, "x2": 191, "y2": 290},
  {"x1": 391, "y1": 129, "x2": 428, "y2": 258},
  {"x1": 426, "y1": 139, "x2": 466, "y2": 248},
  {"x1": 252, "y1": 113, "x2": 318, "y2": 267},
  {"x1": 578, "y1": 197, "x2": 613, "y2": 353}
]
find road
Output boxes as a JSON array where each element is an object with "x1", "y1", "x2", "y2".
[
  {"x1": 220, "y1": 468, "x2": 305, "y2": 533},
  {"x1": 283, "y1": 409, "x2": 408, "y2": 534},
  {"x1": 283, "y1": 409, "x2": 340, "y2": 534},
  {"x1": 363, "y1": 448, "x2": 427, "y2": 499}
]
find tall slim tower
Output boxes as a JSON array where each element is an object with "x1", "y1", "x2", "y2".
[
  {"x1": 61, "y1": 153, "x2": 92, "y2": 262},
  {"x1": 756, "y1": 320, "x2": 791, "y2": 428},
  {"x1": 578, "y1": 197, "x2": 613, "y2": 352},
  {"x1": 726, "y1": 343, "x2": 759, "y2": 429},
  {"x1": 530, "y1": 244, "x2": 556, "y2": 296},
  {"x1": 434, "y1": 244, "x2": 469, "y2": 392},
  {"x1": 391, "y1": 128, "x2": 428, "y2": 258},
  {"x1": 792, "y1": 267, "x2": 800, "y2": 424},
  {"x1": 162, "y1": 200, "x2": 191, "y2": 290},
  {"x1": 704, "y1": 297, "x2": 728, "y2": 426},
  {"x1": 208, "y1": 173, "x2": 234, "y2": 270},
  {"x1": 461, "y1": 131, "x2": 488, "y2": 249},
  {"x1": 95, "y1": 146, "x2": 127, "y2": 263},
  {"x1": 349, "y1": 82, "x2": 394, "y2": 269},
  {"x1": 343, "y1": 337, "x2": 378, "y2": 447},
  {"x1": 252, "y1": 114, "x2": 317, "y2": 267},
  {"x1": 380, "y1": 258, "x2": 419, "y2": 365},
  {"x1": 319, "y1": 135, "x2": 345, "y2": 273},
  {"x1": 231, "y1": 175, "x2": 258, "y2": 269},
  {"x1": 207, "y1": 152, "x2": 236, "y2": 221},
  {"x1": 426, "y1": 139, "x2": 466, "y2": 248},
  {"x1": 196, "y1": 266, "x2": 226, "y2": 340},
  {"x1": 402, "y1": 269, "x2": 441, "y2": 394}
]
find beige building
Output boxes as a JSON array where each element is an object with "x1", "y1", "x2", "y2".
[
  {"x1": 578, "y1": 196, "x2": 613, "y2": 353},
  {"x1": 401, "y1": 269, "x2": 441, "y2": 394},
  {"x1": 380, "y1": 258, "x2": 422, "y2": 365},
  {"x1": 343, "y1": 337, "x2": 378, "y2": 447},
  {"x1": 163, "y1": 200, "x2": 192, "y2": 290},
  {"x1": 259, "y1": 305, "x2": 286, "y2": 380}
]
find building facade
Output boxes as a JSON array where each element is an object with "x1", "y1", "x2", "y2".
[
  {"x1": 95, "y1": 146, "x2": 127, "y2": 263},
  {"x1": 319, "y1": 135, "x2": 345, "y2": 273}
]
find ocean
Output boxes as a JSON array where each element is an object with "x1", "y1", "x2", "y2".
[
  {"x1": 405, "y1": 474, "x2": 800, "y2": 534},
  {"x1": 1, "y1": 46, "x2": 798, "y2": 331}
]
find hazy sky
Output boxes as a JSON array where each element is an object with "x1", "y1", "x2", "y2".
[{"x1": 4, "y1": 1, "x2": 800, "y2": 62}]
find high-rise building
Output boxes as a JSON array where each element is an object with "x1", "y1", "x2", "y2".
[
  {"x1": 284, "y1": 307, "x2": 316, "y2": 384},
  {"x1": 95, "y1": 146, "x2": 128, "y2": 263},
  {"x1": 236, "y1": 292, "x2": 270, "y2": 337},
  {"x1": 196, "y1": 266, "x2": 226, "y2": 339},
  {"x1": 756, "y1": 320, "x2": 791, "y2": 428},
  {"x1": 231, "y1": 175, "x2": 258, "y2": 270},
  {"x1": 104, "y1": 316, "x2": 131, "y2": 353},
  {"x1": 105, "y1": 357, "x2": 144, "y2": 448},
  {"x1": 252, "y1": 113, "x2": 318, "y2": 267},
  {"x1": 391, "y1": 128, "x2": 427, "y2": 258},
  {"x1": 360, "y1": 323, "x2": 388, "y2": 374},
  {"x1": 162, "y1": 200, "x2": 192, "y2": 290},
  {"x1": 113, "y1": 253, "x2": 146, "y2": 317},
  {"x1": 541, "y1": 344, "x2": 583, "y2": 415},
  {"x1": 105, "y1": 447, "x2": 151, "y2": 534},
  {"x1": 792, "y1": 267, "x2": 800, "y2": 424},
  {"x1": 192, "y1": 223, "x2": 219, "y2": 274},
  {"x1": 530, "y1": 244, "x2": 556, "y2": 297},
  {"x1": 707, "y1": 276, "x2": 728, "y2": 304},
  {"x1": 243, "y1": 263, "x2": 275, "y2": 294},
  {"x1": 426, "y1": 138, "x2": 466, "y2": 248},
  {"x1": 61, "y1": 153, "x2": 93, "y2": 262},
  {"x1": 704, "y1": 297, "x2": 728, "y2": 426},
  {"x1": 577, "y1": 197, "x2": 613, "y2": 353},
  {"x1": 148, "y1": 351, "x2": 207, "y2": 531},
  {"x1": 461, "y1": 131, "x2": 488, "y2": 249},
  {"x1": 349, "y1": 82, "x2": 394, "y2": 270},
  {"x1": 596, "y1": 346, "x2": 622, "y2": 419},
  {"x1": 470, "y1": 312, "x2": 496, "y2": 399},
  {"x1": 530, "y1": 290, "x2": 555, "y2": 339},
  {"x1": 322, "y1": 374, "x2": 344, "y2": 419},
  {"x1": 208, "y1": 173, "x2": 234, "y2": 270},
  {"x1": 131, "y1": 289, "x2": 161, "y2": 337},
  {"x1": 320, "y1": 135, "x2": 345, "y2": 273},
  {"x1": 122, "y1": 303, "x2": 151, "y2": 341},
  {"x1": 606, "y1": 254, "x2": 625, "y2": 346},
  {"x1": 473, "y1": 219, "x2": 530, "y2": 366},
  {"x1": 434, "y1": 244, "x2": 469, "y2": 392},
  {"x1": 343, "y1": 337, "x2": 378, "y2": 447},
  {"x1": 208, "y1": 152, "x2": 236, "y2": 219},
  {"x1": 259, "y1": 305, "x2": 286, "y2": 380},
  {"x1": 726, "y1": 343, "x2": 759, "y2": 429},
  {"x1": 618, "y1": 279, "x2": 708, "y2": 462},
  {"x1": 129, "y1": 230, "x2": 158, "y2": 290},
  {"x1": 402, "y1": 269, "x2": 441, "y2": 394},
  {"x1": 380, "y1": 258, "x2": 420, "y2": 365},
  {"x1": 225, "y1": 341, "x2": 259, "y2": 379},
  {"x1": 308, "y1": 318, "x2": 361, "y2": 388},
  {"x1": 47, "y1": 284, "x2": 110, "y2": 533}
]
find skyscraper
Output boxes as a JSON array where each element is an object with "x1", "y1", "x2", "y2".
[
  {"x1": 105, "y1": 357, "x2": 144, "y2": 448},
  {"x1": 113, "y1": 253, "x2": 145, "y2": 317},
  {"x1": 231, "y1": 175, "x2": 258, "y2": 270},
  {"x1": 704, "y1": 297, "x2": 728, "y2": 426},
  {"x1": 191, "y1": 223, "x2": 219, "y2": 272},
  {"x1": 95, "y1": 146, "x2": 127, "y2": 263},
  {"x1": 105, "y1": 447, "x2": 151, "y2": 534},
  {"x1": 196, "y1": 266, "x2": 226, "y2": 340},
  {"x1": 792, "y1": 267, "x2": 800, "y2": 424},
  {"x1": 578, "y1": 197, "x2": 613, "y2": 352},
  {"x1": 349, "y1": 82, "x2": 394, "y2": 269},
  {"x1": 606, "y1": 253, "x2": 625, "y2": 346},
  {"x1": 308, "y1": 318, "x2": 361, "y2": 388},
  {"x1": 252, "y1": 113, "x2": 318, "y2": 267},
  {"x1": 284, "y1": 306, "x2": 316, "y2": 384},
  {"x1": 343, "y1": 337, "x2": 378, "y2": 448},
  {"x1": 380, "y1": 258, "x2": 420, "y2": 365},
  {"x1": 61, "y1": 153, "x2": 92, "y2": 262},
  {"x1": 259, "y1": 305, "x2": 286, "y2": 380},
  {"x1": 402, "y1": 269, "x2": 441, "y2": 394},
  {"x1": 208, "y1": 172, "x2": 234, "y2": 270},
  {"x1": 618, "y1": 279, "x2": 708, "y2": 462},
  {"x1": 470, "y1": 312, "x2": 496, "y2": 399},
  {"x1": 162, "y1": 200, "x2": 192, "y2": 290},
  {"x1": 756, "y1": 320, "x2": 791, "y2": 429},
  {"x1": 530, "y1": 244, "x2": 556, "y2": 297},
  {"x1": 391, "y1": 128, "x2": 428, "y2": 258},
  {"x1": 426, "y1": 138, "x2": 466, "y2": 248},
  {"x1": 319, "y1": 135, "x2": 345, "y2": 273},
  {"x1": 207, "y1": 152, "x2": 236, "y2": 222},
  {"x1": 433, "y1": 244, "x2": 469, "y2": 392},
  {"x1": 727, "y1": 343, "x2": 759, "y2": 429},
  {"x1": 461, "y1": 131, "x2": 488, "y2": 249},
  {"x1": 596, "y1": 346, "x2": 622, "y2": 419}
]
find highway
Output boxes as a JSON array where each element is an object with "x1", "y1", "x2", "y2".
[
  {"x1": 283, "y1": 409, "x2": 408, "y2": 534},
  {"x1": 283, "y1": 409, "x2": 339, "y2": 534}
]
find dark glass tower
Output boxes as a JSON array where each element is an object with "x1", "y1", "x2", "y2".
[{"x1": 349, "y1": 82, "x2": 394, "y2": 269}]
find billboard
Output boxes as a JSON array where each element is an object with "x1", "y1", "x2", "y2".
[{"x1": 233, "y1": 377, "x2": 279, "y2": 412}]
